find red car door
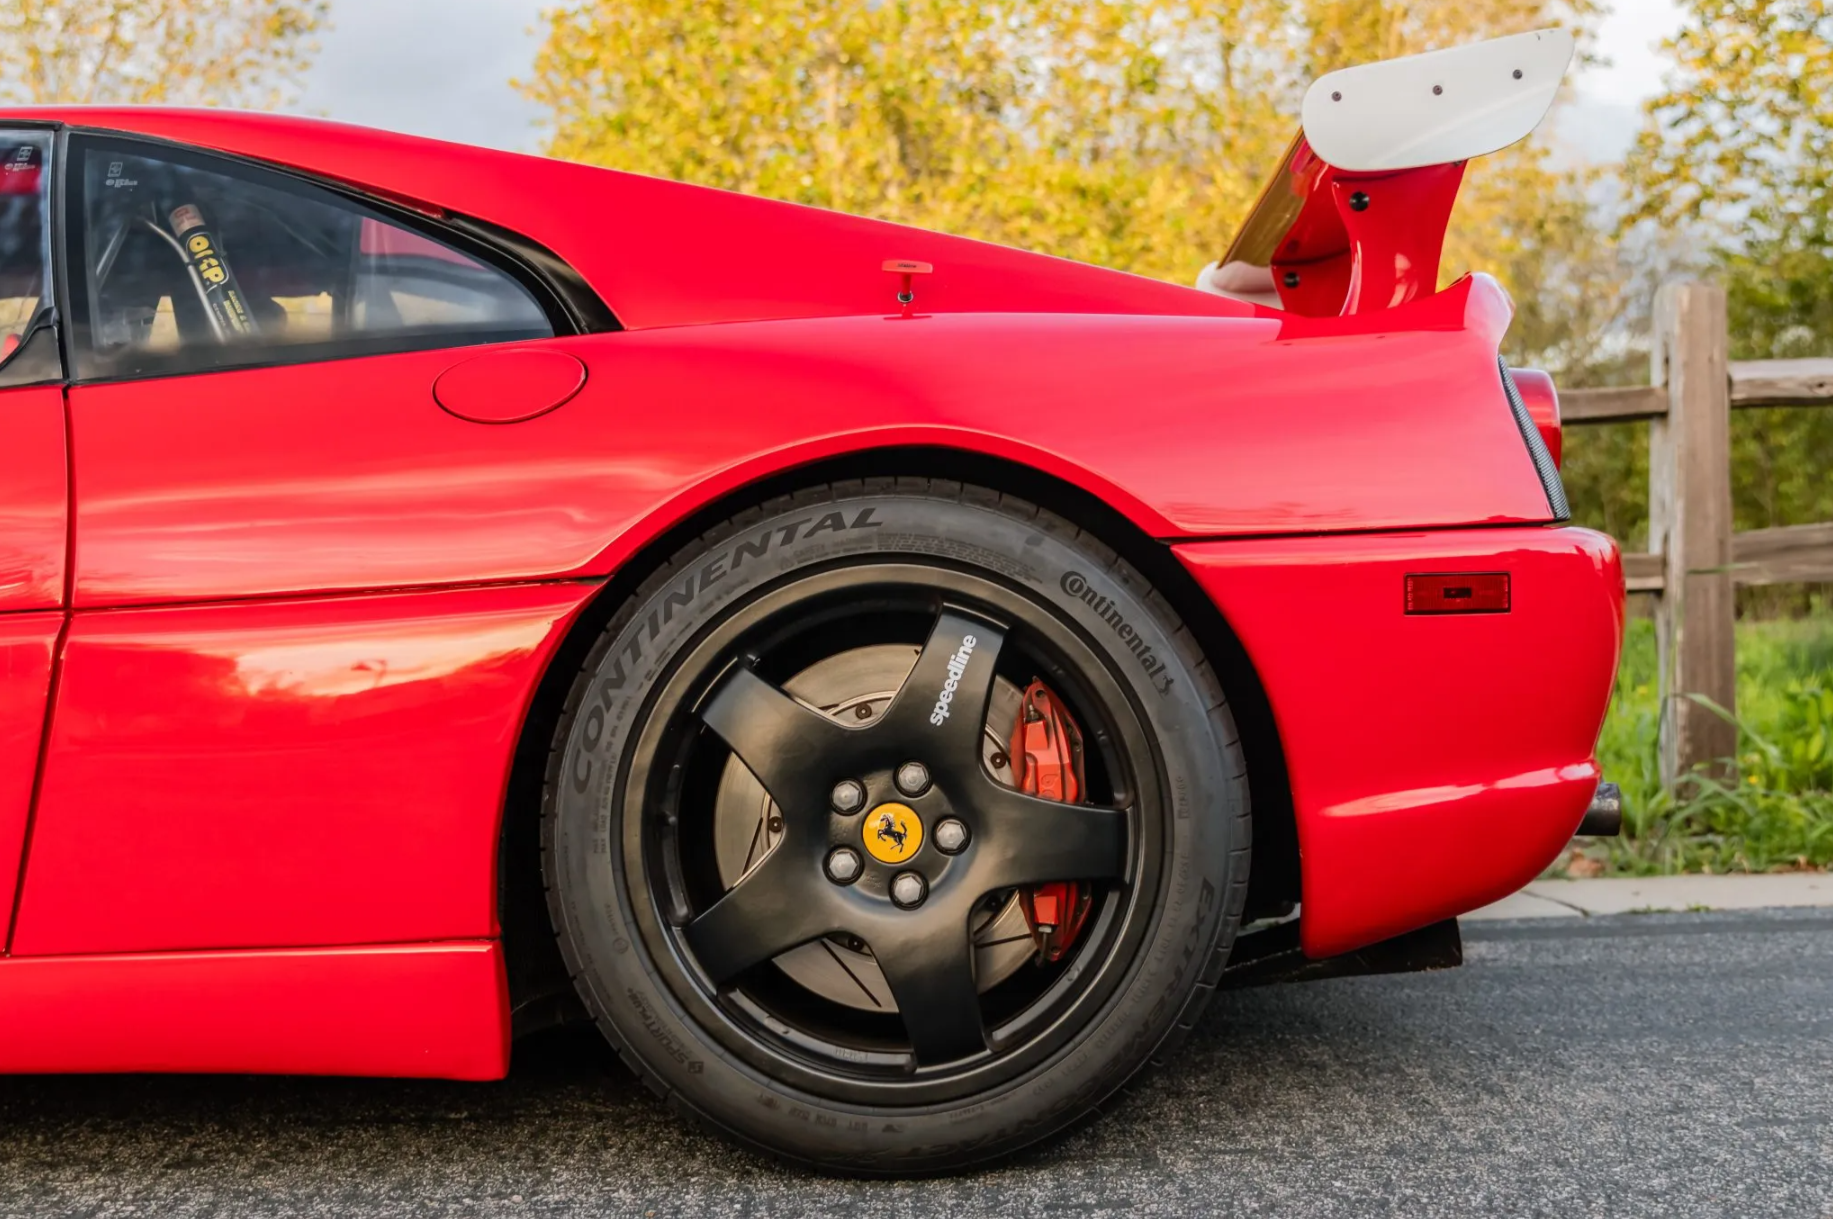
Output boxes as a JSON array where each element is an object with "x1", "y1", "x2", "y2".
[
  {"x1": 8, "y1": 133, "x2": 592, "y2": 956},
  {"x1": 0, "y1": 129, "x2": 66, "y2": 933}
]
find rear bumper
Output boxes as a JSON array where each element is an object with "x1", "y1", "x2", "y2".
[{"x1": 1176, "y1": 526, "x2": 1623, "y2": 957}]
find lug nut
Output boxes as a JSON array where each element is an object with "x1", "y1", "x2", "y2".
[
  {"x1": 933, "y1": 818, "x2": 969, "y2": 854},
  {"x1": 890, "y1": 871, "x2": 928, "y2": 909},
  {"x1": 826, "y1": 847, "x2": 863, "y2": 885},
  {"x1": 830, "y1": 779, "x2": 865, "y2": 814},
  {"x1": 895, "y1": 761, "x2": 930, "y2": 797}
]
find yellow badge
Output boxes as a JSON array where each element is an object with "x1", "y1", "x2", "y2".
[{"x1": 863, "y1": 803, "x2": 923, "y2": 864}]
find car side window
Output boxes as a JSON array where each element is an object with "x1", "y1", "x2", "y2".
[
  {"x1": 70, "y1": 137, "x2": 554, "y2": 380},
  {"x1": 0, "y1": 133, "x2": 52, "y2": 370}
]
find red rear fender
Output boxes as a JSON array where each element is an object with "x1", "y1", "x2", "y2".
[
  {"x1": 1178, "y1": 526, "x2": 1623, "y2": 956},
  {"x1": 67, "y1": 287, "x2": 1555, "y2": 608}
]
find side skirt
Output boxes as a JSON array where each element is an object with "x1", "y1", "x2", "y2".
[{"x1": 0, "y1": 941, "x2": 508, "y2": 1079}]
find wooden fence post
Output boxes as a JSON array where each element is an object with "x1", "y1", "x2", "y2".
[{"x1": 1648, "y1": 281, "x2": 1736, "y2": 787}]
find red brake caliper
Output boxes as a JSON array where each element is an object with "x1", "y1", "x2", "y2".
[{"x1": 1010, "y1": 681, "x2": 1093, "y2": 963}]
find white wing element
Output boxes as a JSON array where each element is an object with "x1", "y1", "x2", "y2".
[
  {"x1": 1300, "y1": 28, "x2": 1575, "y2": 173},
  {"x1": 1194, "y1": 260, "x2": 1280, "y2": 307}
]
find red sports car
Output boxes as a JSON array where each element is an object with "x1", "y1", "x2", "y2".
[{"x1": 0, "y1": 31, "x2": 1620, "y2": 1172}]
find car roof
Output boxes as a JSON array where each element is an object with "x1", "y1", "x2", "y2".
[{"x1": 0, "y1": 107, "x2": 1255, "y2": 330}]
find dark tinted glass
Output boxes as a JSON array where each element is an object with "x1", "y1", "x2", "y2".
[
  {"x1": 0, "y1": 134, "x2": 51, "y2": 367},
  {"x1": 75, "y1": 141, "x2": 552, "y2": 379}
]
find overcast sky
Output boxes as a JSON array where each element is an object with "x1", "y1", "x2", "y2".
[
  {"x1": 288, "y1": 0, "x2": 551, "y2": 152},
  {"x1": 285, "y1": 0, "x2": 1687, "y2": 162}
]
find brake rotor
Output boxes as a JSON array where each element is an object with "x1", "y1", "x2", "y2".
[{"x1": 712, "y1": 644, "x2": 1035, "y2": 1013}]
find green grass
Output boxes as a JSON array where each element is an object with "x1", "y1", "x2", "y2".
[{"x1": 1583, "y1": 612, "x2": 1833, "y2": 875}]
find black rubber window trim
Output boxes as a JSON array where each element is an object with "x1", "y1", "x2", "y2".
[{"x1": 1499, "y1": 358, "x2": 1571, "y2": 522}]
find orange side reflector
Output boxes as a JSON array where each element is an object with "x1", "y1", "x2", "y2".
[{"x1": 1405, "y1": 572, "x2": 1510, "y2": 614}]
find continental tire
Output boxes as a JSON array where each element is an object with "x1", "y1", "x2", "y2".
[{"x1": 542, "y1": 478, "x2": 1250, "y2": 1173}]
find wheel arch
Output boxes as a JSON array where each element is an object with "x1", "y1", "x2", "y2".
[{"x1": 497, "y1": 446, "x2": 1299, "y2": 1036}]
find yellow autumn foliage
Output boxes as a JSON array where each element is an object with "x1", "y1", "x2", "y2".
[
  {"x1": 0, "y1": 0, "x2": 327, "y2": 108},
  {"x1": 526, "y1": 0, "x2": 1601, "y2": 295},
  {"x1": 1627, "y1": 0, "x2": 1833, "y2": 240}
]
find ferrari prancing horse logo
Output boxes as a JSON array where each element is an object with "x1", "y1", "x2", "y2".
[{"x1": 864, "y1": 803, "x2": 923, "y2": 865}]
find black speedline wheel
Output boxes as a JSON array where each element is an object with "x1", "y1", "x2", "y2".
[{"x1": 543, "y1": 479, "x2": 1249, "y2": 1173}]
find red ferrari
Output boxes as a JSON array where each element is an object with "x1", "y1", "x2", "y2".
[{"x1": 0, "y1": 30, "x2": 1620, "y2": 1172}]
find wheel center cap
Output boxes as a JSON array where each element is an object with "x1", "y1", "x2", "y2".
[{"x1": 863, "y1": 802, "x2": 923, "y2": 864}]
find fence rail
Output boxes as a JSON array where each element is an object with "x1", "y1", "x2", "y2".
[
  {"x1": 1620, "y1": 522, "x2": 1833, "y2": 593},
  {"x1": 1561, "y1": 287, "x2": 1833, "y2": 789},
  {"x1": 1563, "y1": 357, "x2": 1833, "y2": 421}
]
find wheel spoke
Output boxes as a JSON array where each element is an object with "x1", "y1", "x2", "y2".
[
  {"x1": 873, "y1": 922, "x2": 987, "y2": 1064},
  {"x1": 683, "y1": 850, "x2": 840, "y2": 984},
  {"x1": 882, "y1": 609, "x2": 1007, "y2": 761},
  {"x1": 973, "y1": 785, "x2": 1130, "y2": 889},
  {"x1": 700, "y1": 665, "x2": 858, "y2": 815}
]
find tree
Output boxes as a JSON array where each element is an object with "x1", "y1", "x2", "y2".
[
  {"x1": 1625, "y1": 2, "x2": 1833, "y2": 542},
  {"x1": 525, "y1": 0, "x2": 1290, "y2": 282},
  {"x1": 1626, "y1": 0, "x2": 1833, "y2": 243},
  {"x1": 525, "y1": 1, "x2": 1601, "y2": 286},
  {"x1": 0, "y1": 0, "x2": 327, "y2": 108}
]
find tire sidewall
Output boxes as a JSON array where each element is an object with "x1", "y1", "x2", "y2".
[{"x1": 546, "y1": 487, "x2": 1244, "y2": 1171}]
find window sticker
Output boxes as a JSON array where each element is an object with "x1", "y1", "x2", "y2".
[{"x1": 1, "y1": 143, "x2": 42, "y2": 195}]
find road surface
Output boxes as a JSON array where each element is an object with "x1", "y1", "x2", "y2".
[{"x1": 2, "y1": 909, "x2": 1828, "y2": 1218}]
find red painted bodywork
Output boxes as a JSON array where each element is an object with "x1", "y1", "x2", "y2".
[
  {"x1": 0, "y1": 108, "x2": 1623, "y2": 1080},
  {"x1": 1179, "y1": 527, "x2": 1623, "y2": 956},
  {"x1": 68, "y1": 279, "x2": 1543, "y2": 607},
  {"x1": 1332, "y1": 163, "x2": 1466, "y2": 315},
  {"x1": 0, "y1": 942, "x2": 507, "y2": 1078},
  {"x1": 0, "y1": 614, "x2": 58, "y2": 925},
  {"x1": 1255, "y1": 137, "x2": 1467, "y2": 317},
  {"x1": 0, "y1": 386, "x2": 66, "y2": 612},
  {"x1": 11, "y1": 583, "x2": 590, "y2": 955}
]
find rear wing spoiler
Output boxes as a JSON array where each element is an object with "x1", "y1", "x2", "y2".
[{"x1": 1200, "y1": 28, "x2": 1575, "y2": 317}]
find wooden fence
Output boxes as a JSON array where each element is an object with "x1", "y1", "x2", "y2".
[{"x1": 1560, "y1": 282, "x2": 1833, "y2": 789}]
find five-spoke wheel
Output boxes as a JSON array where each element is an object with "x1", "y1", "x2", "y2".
[
  {"x1": 683, "y1": 607, "x2": 1131, "y2": 1064},
  {"x1": 544, "y1": 484, "x2": 1248, "y2": 1171}
]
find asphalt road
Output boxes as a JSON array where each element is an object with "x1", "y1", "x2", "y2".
[{"x1": 2, "y1": 910, "x2": 1830, "y2": 1219}]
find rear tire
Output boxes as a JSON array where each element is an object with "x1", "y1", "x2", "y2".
[{"x1": 542, "y1": 479, "x2": 1250, "y2": 1173}]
